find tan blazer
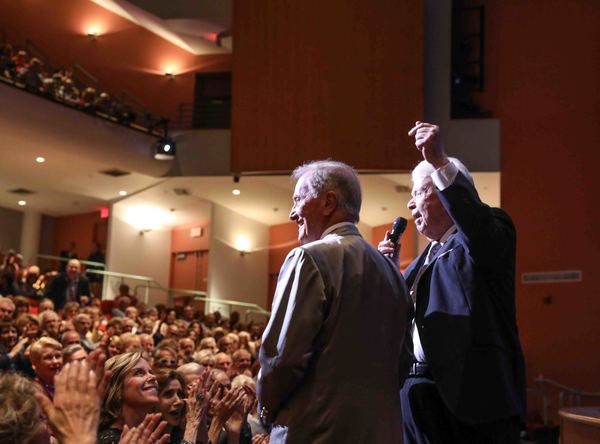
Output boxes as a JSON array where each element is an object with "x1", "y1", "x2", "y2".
[{"x1": 258, "y1": 223, "x2": 409, "y2": 444}]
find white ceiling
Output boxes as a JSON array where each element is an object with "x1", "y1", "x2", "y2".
[
  {"x1": 108, "y1": 171, "x2": 500, "y2": 229},
  {"x1": 0, "y1": 0, "x2": 500, "y2": 227}
]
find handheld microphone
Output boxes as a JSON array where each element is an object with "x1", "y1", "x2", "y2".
[{"x1": 389, "y1": 217, "x2": 408, "y2": 246}]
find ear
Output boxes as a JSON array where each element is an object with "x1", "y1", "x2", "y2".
[{"x1": 322, "y1": 191, "x2": 338, "y2": 216}]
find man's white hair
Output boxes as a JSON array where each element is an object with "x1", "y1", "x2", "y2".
[
  {"x1": 292, "y1": 160, "x2": 362, "y2": 223},
  {"x1": 411, "y1": 158, "x2": 475, "y2": 187}
]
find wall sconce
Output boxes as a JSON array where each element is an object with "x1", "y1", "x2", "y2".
[
  {"x1": 87, "y1": 29, "x2": 98, "y2": 39},
  {"x1": 165, "y1": 69, "x2": 174, "y2": 79},
  {"x1": 235, "y1": 236, "x2": 252, "y2": 256},
  {"x1": 139, "y1": 229, "x2": 152, "y2": 235}
]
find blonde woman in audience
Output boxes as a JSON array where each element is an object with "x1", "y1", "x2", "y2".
[
  {"x1": 30, "y1": 337, "x2": 63, "y2": 400},
  {"x1": 199, "y1": 336, "x2": 218, "y2": 354},
  {"x1": 194, "y1": 349, "x2": 216, "y2": 369},
  {"x1": 99, "y1": 351, "x2": 162, "y2": 444},
  {"x1": 120, "y1": 332, "x2": 141, "y2": 352}
]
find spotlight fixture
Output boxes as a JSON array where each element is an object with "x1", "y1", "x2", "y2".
[
  {"x1": 35, "y1": 156, "x2": 46, "y2": 163},
  {"x1": 18, "y1": 200, "x2": 26, "y2": 206},
  {"x1": 232, "y1": 175, "x2": 241, "y2": 196},
  {"x1": 154, "y1": 137, "x2": 176, "y2": 160},
  {"x1": 119, "y1": 190, "x2": 128, "y2": 196}
]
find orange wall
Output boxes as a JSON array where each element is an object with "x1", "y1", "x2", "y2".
[
  {"x1": 232, "y1": 0, "x2": 423, "y2": 173},
  {"x1": 52, "y1": 210, "x2": 107, "y2": 261},
  {"x1": 0, "y1": 0, "x2": 231, "y2": 121},
  {"x1": 480, "y1": 0, "x2": 600, "y2": 404},
  {"x1": 169, "y1": 222, "x2": 211, "y2": 292},
  {"x1": 268, "y1": 222, "x2": 299, "y2": 307},
  {"x1": 171, "y1": 221, "x2": 211, "y2": 253},
  {"x1": 371, "y1": 220, "x2": 417, "y2": 271}
]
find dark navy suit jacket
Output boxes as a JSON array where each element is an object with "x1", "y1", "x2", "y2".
[
  {"x1": 45, "y1": 273, "x2": 91, "y2": 310},
  {"x1": 402, "y1": 172, "x2": 526, "y2": 425}
]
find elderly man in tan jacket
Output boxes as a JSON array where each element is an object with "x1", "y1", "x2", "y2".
[{"x1": 258, "y1": 160, "x2": 409, "y2": 444}]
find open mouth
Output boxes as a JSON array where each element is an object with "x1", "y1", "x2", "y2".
[{"x1": 142, "y1": 383, "x2": 158, "y2": 395}]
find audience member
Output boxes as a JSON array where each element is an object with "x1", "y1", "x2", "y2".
[
  {"x1": 99, "y1": 351, "x2": 160, "y2": 443},
  {"x1": 38, "y1": 298, "x2": 55, "y2": 313},
  {"x1": 0, "y1": 297, "x2": 15, "y2": 321},
  {"x1": 62, "y1": 343, "x2": 87, "y2": 363},
  {"x1": 45, "y1": 259, "x2": 91, "y2": 310},
  {"x1": 0, "y1": 372, "x2": 52, "y2": 443},
  {"x1": 30, "y1": 337, "x2": 63, "y2": 400},
  {"x1": 38, "y1": 310, "x2": 60, "y2": 340}
]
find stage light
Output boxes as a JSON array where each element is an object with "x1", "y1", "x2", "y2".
[{"x1": 154, "y1": 137, "x2": 176, "y2": 160}]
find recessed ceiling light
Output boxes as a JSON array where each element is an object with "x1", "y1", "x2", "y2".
[
  {"x1": 232, "y1": 188, "x2": 241, "y2": 196},
  {"x1": 119, "y1": 190, "x2": 128, "y2": 196},
  {"x1": 18, "y1": 200, "x2": 26, "y2": 206},
  {"x1": 36, "y1": 157, "x2": 45, "y2": 163}
]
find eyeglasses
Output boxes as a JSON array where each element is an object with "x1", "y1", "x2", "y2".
[{"x1": 158, "y1": 359, "x2": 177, "y2": 367}]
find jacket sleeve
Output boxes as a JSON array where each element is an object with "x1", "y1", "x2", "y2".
[
  {"x1": 438, "y1": 172, "x2": 516, "y2": 273},
  {"x1": 257, "y1": 247, "x2": 326, "y2": 419}
]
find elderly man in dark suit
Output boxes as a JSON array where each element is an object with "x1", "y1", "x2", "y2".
[
  {"x1": 258, "y1": 160, "x2": 409, "y2": 444},
  {"x1": 45, "y1": 259, "x2": 90, "y2": 310},
  {"x1": 379, "y1": 122, "x2": 526, "y2": 443}
]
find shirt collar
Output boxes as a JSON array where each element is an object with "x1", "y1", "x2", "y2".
[
  {"x1": 321, "y1": 221, "x2": 355, "y2": 239},
  {"x1": 437, "y1": 225, "x2": 457, "y2": 245}
]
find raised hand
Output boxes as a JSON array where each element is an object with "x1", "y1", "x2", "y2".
[
  {"x1": 34, "y1": 361, "x2": 100, "y2": 444},
  {"x1": 407, "y1": 121, "x2": 449, "y2": 169},
  {"x1": 118, "y1": 413, "x2": 169, "y2": 444},
  {"x1": 182, "y1": 369, "x2": 213, "y2": 443}
]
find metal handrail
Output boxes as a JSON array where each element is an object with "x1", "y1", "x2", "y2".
[
  {"x1": 35, "y1": 254, "x2": 270, "y2": 318},
  {"x1": 533, "y1": 374, "x2": 600, "y2": 425},
  {"x1": 72, "y1": 63, "x2": 99, "y2": 88},
  {"x1": 36, "y1": 253, "x2": 105, "y2": 268},
  {"x1": 134, "y1": 282, "x2": 270, "y2": 321}
]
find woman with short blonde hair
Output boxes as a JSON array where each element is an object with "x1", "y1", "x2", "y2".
[{"x1": 30, "y1": 337, "x2": 63, "y2": 400}]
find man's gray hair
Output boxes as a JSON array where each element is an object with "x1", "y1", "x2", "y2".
[
  {"x1": 292, "y1": 160, "x2": 362, "y2": 223},
  {"x1": 411, "y1": 158, "x2": 475, "y2": 187}
]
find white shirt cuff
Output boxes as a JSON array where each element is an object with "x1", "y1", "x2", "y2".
[{"x1": 431, "y1": 161, "x2": 459, "y2": 191}]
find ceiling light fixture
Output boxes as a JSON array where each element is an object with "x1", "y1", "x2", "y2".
[
  {"x1": 154, "y1": 137, "x2": 176, "y2": 160},
  {"x1": 119, "y1": 190, "x2": 128, "y2": 196},
  {"x1": 18, "y1": 200, "x2": 26, "y2": 206},
  {"x1": 35, "y1": 156, "x2": 45, "y2": 163},
  {"x1": 232, "y1": 188, "x2": 241, "y2": 196}
]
